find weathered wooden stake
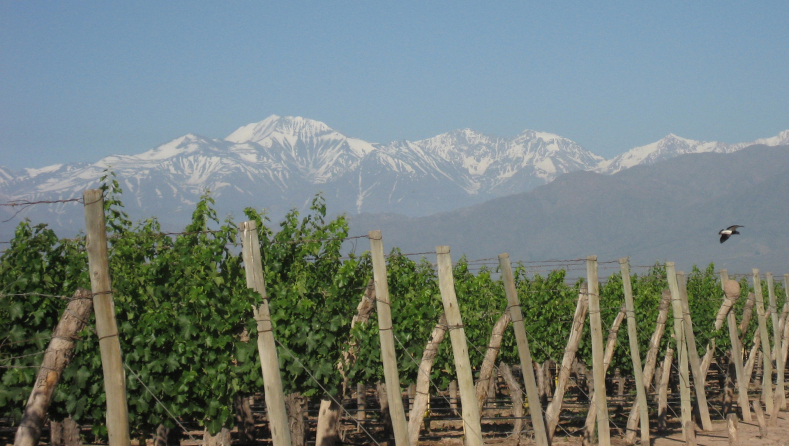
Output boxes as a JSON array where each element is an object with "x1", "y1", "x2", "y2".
[
  {"x1": 767, "y1": 273, "x2": 785, "y2": 410},
  {"x1": 436, "y1": 246, "x2": 483, "y2": 446},
  {"x1": 666, "y1": 262, "x2": 692, "y2": 436},
  {"x1": 14, "y1": 289, "x2": 93, "y2": 446},
  {"x1": 619, "y1": 259, "x2": 649, "y2": 445},
  {"x1": 625, "y1": 289, "x2": 671, "y2": 444},
  {"x1": 82, "y1": 189, "x2": 130, "y2": 446},
  {"x1": 369, "y1": 231, "x2": 409, "y2": 446},
  {"x1": 684, "y1": 420, "x2": 696, "y2": 446},
  {"x1": 586, "y1": 255, "x2": 610, "y2": 446},
  {"x1": 753, "y1": 269, "x2": 775, "y2": 414},
  {"x1": 498, "y1": 253, "x2": 549, "y2": 446},
  {"x1": 240, "y1": 221, "x2": 292, "y2": 446},
  {"x1": 584, "y1": 302, "x2": 626, "y2": 441},
  {"x1": 677, "y1": 271, "x2": 712, "y2": 431}
]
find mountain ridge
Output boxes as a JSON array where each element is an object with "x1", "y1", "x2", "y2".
[{"x1": 1, "y1": 115, "x2": 787, "y2": 242}]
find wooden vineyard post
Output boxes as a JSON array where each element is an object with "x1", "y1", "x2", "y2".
[
  {"x1": 498, "y1": 253, "x2": 549, "y2": 446},
  {"x1": 368, "y1": 231, "x2": 409, "y2": 446},
  {"x1": 619, "y1": 258, "x2": 650, "y2": 445},
  {"x1": 753, "y1": 269, "x2": 775, "y2": 413},
  {"x1": 625, "y1": 289, "x2": 671, "y2": 444},
  {"x1": 82, "y1": 189, "x2": 130, "y2": 446},
  {"x1": 436, "y1": 246, "x2": 483, "y2": 446},
  {"x1": 239, "y1": 221, "x2": 292, "y2": 446},
  {"x1": 767, "y1": 273, "x2": 785, "y2": 409},
  {"x1": 720, "y1": 271, "x2": 751, "y2": 422},
  {"x1": 677, "y1": 272, "x2": 713, "y2": 431},
  {"x1": 666, "y1": 262, "x2": 692, "y2": 436},
  {"x1": 586, "y1": 255, "x2": 610, "y2": 446},
  {"x1": 14, "y1": 289, "x2": 93, "y2": 446}
]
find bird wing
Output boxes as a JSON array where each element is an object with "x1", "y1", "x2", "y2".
[
  {"x1": 720, "y1": 233, "x2": 730, "y2": 243},
  {"x1": 727, "y1": 225, "x2": 744, "y2": 230}
]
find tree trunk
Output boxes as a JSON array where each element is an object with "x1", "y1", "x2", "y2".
[
  {"x1": 316, "y1": 279, "x2": 376, "y2": 446},
  {"x1": 203, "y1": 428, "x2": 231, "y2": 446},
  {"x1": 234, "y1": 395, "x2": 255, "y2": 443},
  {"x1": 50, "y1": 418, "x2": 82, "y2": 446},
  {"x1": 657, "y1": 348, "x2": 674, "y2": 432},
  {"x1": 153, "y1": 425, "x2": 169, "y2": 446},
  {"x1": 545, "y1": 287, "x2": 589, "y2": 440},
  {"x1": 285, "y1": 393, "x2": 307, "y2": 446},
  {"x1": 474, "y1": 311, "x2": 511, "y2": 412},
  {"x1": 315, "y1": 400, "x2": 342, "y2": 446},
  {"x1": 408, "y1": 314, "x2": 448, "y2": 446},
  {"x1": 499, "y1": 363, "x2": 524, "y2": 441},
  {"x1": 14, "y1": 289, "x2": 92, "y2": 446},
  {"x1": 723, "y1": 354, "x2": 735, "y2": 415},
  {"x1": 377, "y1": 382, "x2": 394, "y2": 441},
  {"x1": 739, "y1": 292, "x2": 756, "y2": 344}
]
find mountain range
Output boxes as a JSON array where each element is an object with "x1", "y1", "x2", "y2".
[
  {"x1": 1, "y1": 115, "x2": 788, "y2": 246},
  {"x1": 349, "y1": 144, "x2": 789, "y2": 274}
]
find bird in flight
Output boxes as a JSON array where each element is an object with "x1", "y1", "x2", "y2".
[{"x1": 718, "y1": 225, "x2": 744, "y2": 243}]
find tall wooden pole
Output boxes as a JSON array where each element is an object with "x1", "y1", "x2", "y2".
[
  {"x1": 753, "y1": 269, "x2": 775, "y2": 413},
  {"x1": 240, "y1": 221, "x2": 292, "y2": 446},
  {"x1": 720, "y1": 271, "x2": 751, "y2": 422},
  {"x1": 586, "y1": 255, "x2": 610, "y2": 446},
  {"x1": 368, "y1": 231, "x2": 409, "y2": 446},
  {"x1": 83, "y1": 189, "x2": 130, "y2": 446},
  {"x1": 676, "y1": 272, "x2": 713, "y2": 430},
  {"x1": 619, "y1": 258, "x2": 650, "y2": 445},
  {"x1": 499, "y1": 253, "x2": 548, "y2": 446},
  {"x1": 767, "y1": 273, "x2": 785, "y2": 409},
  {"x1": 436, "y1": 246, "x2": 483, "y2": 446},
  {"x1": 666, "y1": 262, "x2": 692, "y2": 435}
]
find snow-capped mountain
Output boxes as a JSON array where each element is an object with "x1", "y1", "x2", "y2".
[
  {"x1": 595, "y1": 130, "x2": 789, "y2": 174},
  {"x1": 0, "y1": 115, "x2": 787, "y2": 239}
]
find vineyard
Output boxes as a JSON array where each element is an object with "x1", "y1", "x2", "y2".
[{"x1": 2, "y1": 175, "x2": 789, "y2": 446}]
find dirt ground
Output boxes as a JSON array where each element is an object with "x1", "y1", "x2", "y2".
[{"x1": 413, "y1": 410, "x2": 789, "y2": 446}]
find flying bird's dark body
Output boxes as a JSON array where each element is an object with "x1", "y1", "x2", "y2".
[{"x1": 719, "y1": 225, "x2": 743, "y2": 243}]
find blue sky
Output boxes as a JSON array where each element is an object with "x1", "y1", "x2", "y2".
[{"x1": 1, "y1": 1, "x2": 788, "y2": 169}]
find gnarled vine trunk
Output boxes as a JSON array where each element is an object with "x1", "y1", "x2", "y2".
[
  {"x1": 408, "y1": 313, "x2": 448, "y2": 446},
  {"x1": 285, "y1": 393, "x2": 307, "y2": 446},
  {"x1": 50, "y1": 418, "x2": 82, "y2": 446},
  {"x1": 474, "y1": 311, "x2": 511, "y2": 412}
]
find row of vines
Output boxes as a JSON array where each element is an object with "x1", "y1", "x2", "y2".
[{"x1": 1, "y1": 176, "x2": 782, "y2": 441}]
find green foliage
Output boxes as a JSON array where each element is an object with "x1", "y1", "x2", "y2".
[{"x1": 2, "y1": 175, "x2": 780, "y2": 439}]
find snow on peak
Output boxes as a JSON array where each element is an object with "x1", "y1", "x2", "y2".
[
  {"x1": 225, "y1": 115, "x2": 334, "y2": 144},
  {"x1": 24, "y1": 164, "x2": 64, "y2": 178},
  {"x1": 731, "y1": 129, "x2": 789, "y2": 149},
  {"x1": 135, "y1": 134, "x2": 221, "y2": 161}
]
